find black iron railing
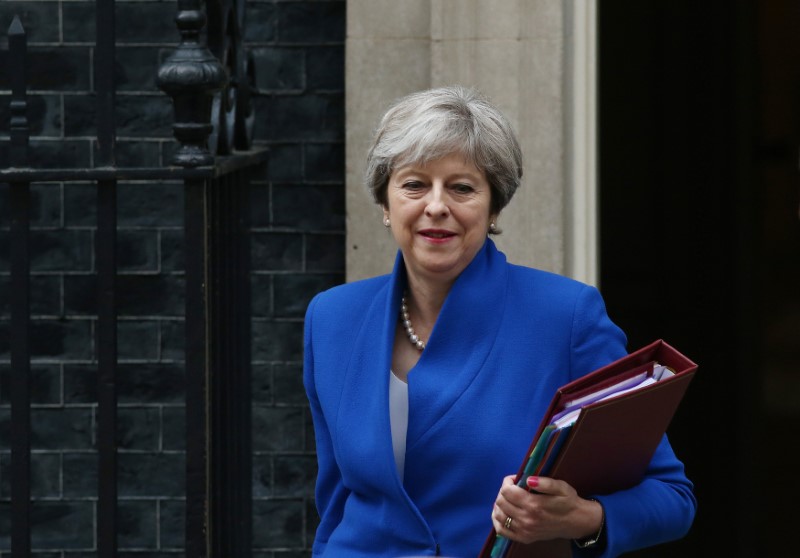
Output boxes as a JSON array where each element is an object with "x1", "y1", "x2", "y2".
[
  {"x1": 2, "y1": 1, "x2": 262, "y2": 556},
  {"x1": 7, "y1": 15, "x2": 32, "y2": 558}
]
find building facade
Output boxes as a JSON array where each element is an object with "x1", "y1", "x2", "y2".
[{"x1": 3, "y1": 1, "x2": 799, "y2": 557}]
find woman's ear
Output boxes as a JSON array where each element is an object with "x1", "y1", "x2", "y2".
[{"x1": 488, "y1": 213, "x2": 500, "y2": 234}]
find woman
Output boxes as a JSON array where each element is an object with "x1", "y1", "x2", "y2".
[{"x1": 304, "y1": 86, "x2": 696, "y2": 557}]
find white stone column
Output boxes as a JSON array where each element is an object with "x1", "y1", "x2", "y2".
[{"x1": 346, "y1": 0, "x2": 597, "y2": 285}]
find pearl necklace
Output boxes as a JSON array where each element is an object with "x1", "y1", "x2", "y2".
[{"x1": 400, "y1": 294, "x2": 426, "y2": 351}]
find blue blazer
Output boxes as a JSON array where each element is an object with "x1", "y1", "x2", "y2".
[{"x1": 304, "y1": 240, "x2": 696, "y2": 557}]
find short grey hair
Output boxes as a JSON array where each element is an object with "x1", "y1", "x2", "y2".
[{"x1": 365, "y1": 85, "x2": 523, "y2": 215}]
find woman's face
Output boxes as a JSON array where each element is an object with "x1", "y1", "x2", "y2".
[{"x1": 384, "y1": 153, "x2": 495, "y2": 288}]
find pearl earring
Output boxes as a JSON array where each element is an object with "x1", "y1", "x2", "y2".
[
  {"x1": 489, "y1": 222, "x2": 497, "y2": 233},
  {"x1": 384, "y1": 217, "x2": 391, "y2": 227}
]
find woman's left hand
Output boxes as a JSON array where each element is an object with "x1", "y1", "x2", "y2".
[{"x1": 491, "y1": 475, "x2": 603, "y2": 544}]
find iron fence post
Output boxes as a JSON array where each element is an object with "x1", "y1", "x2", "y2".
[{"x1": 8, "y1": 14, "x2": 31, "y2": 558}]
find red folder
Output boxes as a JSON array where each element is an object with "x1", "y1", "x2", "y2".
[{"x1": 478, "y1": 340, "x2": 698, "y2": 558}]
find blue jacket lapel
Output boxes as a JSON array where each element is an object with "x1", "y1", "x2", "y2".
[
  {"x1": 405, "y1": 240, "x2": 508, "y2": 451},
  {"x1": 334, "y1": 253, "x2": 406, "y2": 489}
]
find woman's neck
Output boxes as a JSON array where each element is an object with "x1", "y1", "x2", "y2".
[
  {"x1": 404, "y1": 276, "x2": 452, "y2": 335},
  {"x1": 392, "y1": 274, "x2": 452, "y2": 377}
]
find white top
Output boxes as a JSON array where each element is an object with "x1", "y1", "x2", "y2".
[{"x1": 389, "y1": 370, "x2": 409, "y2": 482}]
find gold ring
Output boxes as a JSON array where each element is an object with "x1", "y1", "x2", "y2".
[{"x1": 504, "y1": 516, "x2": 513, "y2": 530}]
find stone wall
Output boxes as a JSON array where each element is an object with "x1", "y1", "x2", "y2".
[{"x1": 0, "y1": 1, "x2": 345, "y2": 555}]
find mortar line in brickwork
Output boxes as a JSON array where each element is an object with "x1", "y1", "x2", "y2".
[
  {"x1": 114, "y1": 402, "x2": 181, "y2": 407},
  {"x1": 301, "y1": 233, "x2": 308, "y2": 272},
  {"x1": 251, "y1": 270, "x2": 337, "y2": 276},
  {"x1": 111, "y1": 495, "x2": 187, "y2": 502},
  {"x1": 58, "y1": 0, "x2": 63, "y2": 44},
  {"x1": 155, "y1": 497, "x2": 162, "y2": 550},
  {"x1": 113, "y1": 450, "x2": 186, "y2": 456},
  {"x1": 52, "y1": 42, "x2": 185, "y2": 48},
  {"x1": 249, "y1": 227, "x2": 345, "y2": 234},
  {"x1": 25, "y1": 403, "x2": 96, "y2": 410}
]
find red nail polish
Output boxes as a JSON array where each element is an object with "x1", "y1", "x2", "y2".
[{"x1": 526, "y1": 476, "x2": 539, "y2": 488}]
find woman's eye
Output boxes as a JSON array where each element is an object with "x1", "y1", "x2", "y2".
[
  {"x1": 453, "y1": 183, "x2": 474, "y2": 194},
  {"x1": 403, "y1": 181, "x2": 424, "y2": 190}
]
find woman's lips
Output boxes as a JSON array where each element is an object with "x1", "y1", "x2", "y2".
[{"x1": 418, "y1": 229, "x2": 456, "y2": 243}]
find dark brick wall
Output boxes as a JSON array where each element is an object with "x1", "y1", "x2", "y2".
[{"x1": 0, "y1": 1, "x2": 345, "y2": 556}]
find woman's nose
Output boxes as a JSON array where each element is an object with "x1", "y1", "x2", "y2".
[{"x1": 424, "y1": 185, "x2": 450, "y2": 218}]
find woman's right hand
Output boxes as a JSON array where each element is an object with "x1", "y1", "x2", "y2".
[{"x1": 491, "y1": 474, "x2": 603, "y2": 544}]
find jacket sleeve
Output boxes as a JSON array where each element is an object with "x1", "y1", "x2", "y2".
[
  {"x1": 569, "y1": 286, "x2": 697, "y2": 557},
  {"x1": 590, "y1": 437, "x2": 697, "y2": 557},
  {"x1": 303, "y1": 293, "x2": 350, "y2": 555}
]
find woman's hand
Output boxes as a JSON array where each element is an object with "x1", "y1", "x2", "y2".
[{"x1": 491, "y1": 475, "x2": 603, "y2": 544}]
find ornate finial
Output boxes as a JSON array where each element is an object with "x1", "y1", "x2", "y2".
[{"x1": 157, "y1": 1, "x2": 227, "y2": 167}]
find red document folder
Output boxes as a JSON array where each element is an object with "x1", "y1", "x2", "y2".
[{"x1": 478, "y1": 340, "x2": 698, "y2": 558}]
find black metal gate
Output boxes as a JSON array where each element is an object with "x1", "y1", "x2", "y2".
[{"x1": 2, "y1": 0, "x2": 264, "y2": 556}]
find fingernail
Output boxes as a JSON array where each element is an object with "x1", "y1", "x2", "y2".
[{"x1": 526, "y1": 476, "x2": 539, "y2": 488}]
